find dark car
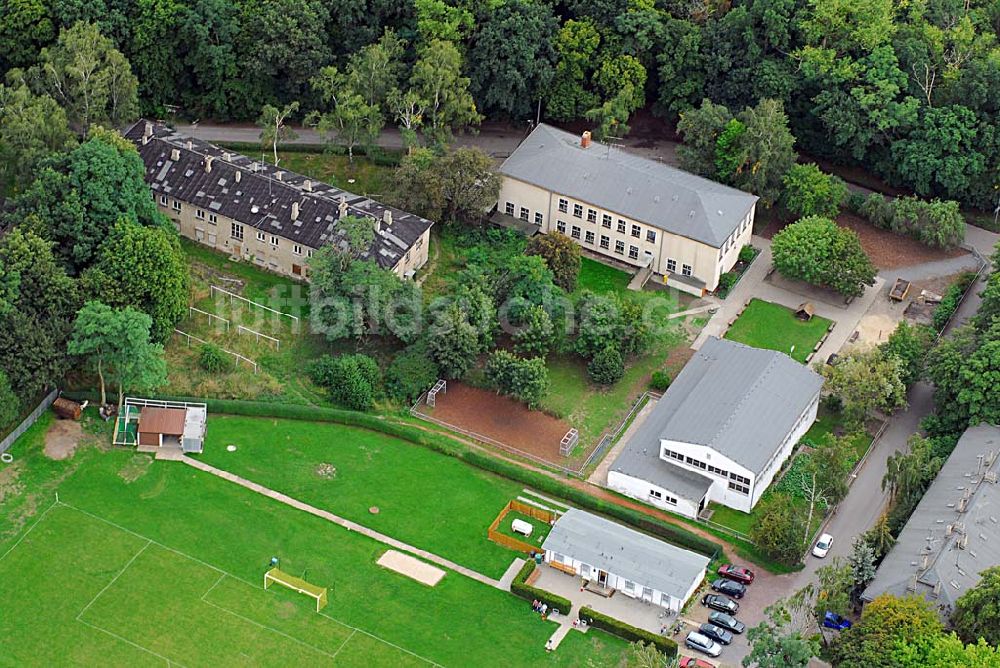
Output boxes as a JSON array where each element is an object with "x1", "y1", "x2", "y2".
[
  {"x1": 711, "y1": 578, "x2": 747, "y2": 599},
  {"x1": 823, "y1": 611, "x2": 853, "y2": 630},
  {"x1": 717, "y1": 564, "x2": 755, "y2": 585},
  {"x1": 701, "y1": 593, "x2": 739, "y2": 614},
  {"x1": 699, "y1": 622, "x2": 734, "y2": 646},
  {"x1": 708, "y1": 611, "x2": 746, "y2": 634}
]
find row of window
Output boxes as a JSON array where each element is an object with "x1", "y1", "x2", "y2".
[
  {"x1": 230, "y1": 223, "x2": 309, "y2": 256},
  {"x1": 663, "y1": 448, "x2": 751, "y2": 494},
  {"x1": 557, "y1": 222, "x2": 647, "y2": 260},
  {"x1": 556, "y1": 197, "x2": 657, "y2": 243},
  {"x1": 664, "y1": 258, "x2": 693, "y2": 277},
  {"x1": 504, "y1": 202, "x2": 544, "y2": 226},
  {"x1": 728, "y1": 481, "x2": 750, "y2": 495},
  {"x1": 648, "y1": 489, "x2": 678, "y2": 505}
]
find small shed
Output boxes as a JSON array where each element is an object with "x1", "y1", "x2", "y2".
[
  {"x1": 115, "y1": 397, "x2": 207, "y2": 454},
  {"x1": 795, "y1": 302, "x2": 815, "y2": 321},
  {"x1": 137, "y1": 407, "x2": 186, "y2": 448}
]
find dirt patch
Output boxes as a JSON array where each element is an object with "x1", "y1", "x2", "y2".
[
  {"x1": 118, "y1": 454, "x2": 153, "y2": 483},
  {"x1": 0, "y1": 460, "x2": 25, "y2": 504},
  {"x1": 315, "y1": 463, "x2": 337, "y2": 479},
  {"x1": 44, "y1": 419, "x2": 83, "y2": 460},
  {"x1": 418, "y1": 382, "x2": 572, "y2": 465}
]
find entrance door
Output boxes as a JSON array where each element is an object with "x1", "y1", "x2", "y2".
[{"x1": 598, "y1": 570, "x2": 608, "y2": 586}]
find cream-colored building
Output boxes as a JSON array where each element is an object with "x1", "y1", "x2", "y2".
[
  {"x1": 498, "y1": 124, "x2": 758, "y2": 296},
  {"x1": 125, "y1": 120, "x2": 433, "y2": 280}
]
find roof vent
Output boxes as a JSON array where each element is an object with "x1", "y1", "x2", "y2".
[
  {"x1": 186, "y1": 140, "x2": 193, "y2": 151},
  {"x1": 382, "y1": 209, "x2": 392, "y2": 228},
  {"x1": 718, "y1": 210, "x2": 724, "y2": 216},
  {"x1": 689, "y1": 210, "x2": 695, "y2": 218},
  {"x1": 205, "y1": 156, "x2": 214, "y2": 173},
  {"x1": 338, "y1": 196, "x2": 348, "y2": 219},
  {"x1": 235, "y1": 170, "x2": 242, "y2": 183},
  {"x1": 170, "y1": 148, "x2": 180, "y2": 161},
  {"x1": 275, "y1": 171, "x2": 284, "y2": 182},
  {"x1": 303, "y1": 179, "x2": 312, "y2": 192},
  {"x1": 672, "y1": 194, "x2": 678, "y2": 201},
  {"x1": 144, "y1": 121, "x2": 153, "y2": 138},
  {"x1": 251, "y1": 204, "x2": 260, "y2": 214},
  {"x1": 291, "y1": 201, "x2": 299, "y2": 221}
]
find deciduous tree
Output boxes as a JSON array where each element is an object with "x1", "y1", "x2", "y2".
[
  {"x1": 525, "y1": 233, "x2": 581, "y2": 292},
  {"x1": 821, "y1": 348, "x2": 907, "y2": 427},
  {"x1": 952, "y1": 565, "x2": 1000, "y2": 647},
  {"x1": 257, "y1": 101, "x2": 299, "y2": 167},
  {"x1": 771, "y1": 216, "x2": 876, "y2": 298},
  {"x1": 781, "y1": 163, "x2": 848, "y2": 219},
  {"x1": 411, "y1": 40, "x2": 481, "y2": 144},
  {"x1": 750, "y1": 492, "x2": 806, "y2": 566}
]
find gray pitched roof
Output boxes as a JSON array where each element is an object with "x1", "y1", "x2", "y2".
[
  {"x1": 124, "y1": 120, "x2": 434, "y2": 271},
  {"x1": 862, "y1": 423, "x2": 1000, "y2": 620},
  {"x1": 499, "y1": 124, "x2": 757, "y2": 247},
  {"x1": 542, "y1": 508, "x2": 710, "y2": 599},
  {"x1": 611, "y1": 433, "x2": 714, "y2": 502},
  {"x1": 629, "y1": 337, "x2": 823, "y2": 475}
]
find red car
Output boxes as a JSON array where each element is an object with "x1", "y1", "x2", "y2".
[
  {"x1": 717, "y1": 564, "x2": 755, "y2": 585},
  {"x1": 680, "y1": 657, "x2": 715, "y2": 668}
]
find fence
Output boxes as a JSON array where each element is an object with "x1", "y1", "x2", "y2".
[
  {"x1": 236, "y1": 325, "x2": 280, "y2": 350},
  {"x1": 174, "y1": 329, "x2": 259, "y2": 373},
  {"x1": 487, "y1": 499, "x2": 558, "y2": 554},
  {"x1": 935, "y1": 246, "x2": 988, "y2": 337},
  {"x1": 581, "y1": 392, "x2": 660, "y2": 471},
  {"x1": 210, "y1": 285, "x2": 299, "y2": 322},
  {"x1": 189, "y1": 306, "x2": 230, "y2": 331},
  {"x1": 0, "y1": 388, "x2": 59, "y2": 455}
]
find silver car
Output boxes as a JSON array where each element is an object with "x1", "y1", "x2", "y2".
[{"x1": 685, "y1": 631, "x2": 723, "y2": 658}]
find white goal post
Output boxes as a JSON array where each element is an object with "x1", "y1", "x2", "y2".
[{"x1": 263, "y1": 568, "x2": 328, "y2": 612}]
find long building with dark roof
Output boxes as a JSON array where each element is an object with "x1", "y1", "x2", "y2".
[{"x1": 125, "y1": 120, "x2": 434, "y2": 279}]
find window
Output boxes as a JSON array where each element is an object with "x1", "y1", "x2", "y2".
[
  {"x1": 520, "y1": 206, "x2": 529, "y2": 221},
  {"x1": 557, "y1": 220, "x2": 566, "y2": 234},
  {"x1": 172, "y1": 200, "x2": 182, "y2": 212},
  {"x1": 256, "y1": 231, "x2": 266, "y2": 242},
  {"x1": 615, "y1": 240, "x2": 625, "y2": 255},
  {"x1": 208, "y1": 213, "x2": 218, "y2": 225},
  {"x1": 617, "y1": 219, "x2": 626, "y2": 233},
  {"x1": 270, "y1": 235, "x2": 279, "y2": 246},
  {"x1": 558, "y1": 198, "x2": 568, "y2": 213},
  {"x1": 666, "y1": 258, "x2": 677, "y2": 273},
  {"x1": 682, "y1": 264, "x2": 693, "y2": 276},
  {"x1": 416, "y1": 237, "x2": 424, "y2": 249},
  {"x1": 600, "y1": 235, "x2": 610, "y2": 249},
  {"x1": 293, "y1": 244, "x2": 302, "y2": 255},
  {"x1": 573, "y1": 203, "x2": 583, "y2": 218},
  {"x1": 534, "y1": 212, "x2": 543, "y2": 225},
  {"x1": 728, "y1": 481, "x2": 750, "y2": 495},
  {"x1": 602, "y1": 214, "x2": 612, "y2": 228},
  {"x1": 664, "y1": 449, "x2": 685, "y2": 462},
  {"x1": 571, "y1": 225, "x2": 581, "y2": 240},
  {"x1": 587, "y1": 208, "x2": 597, "y2": 223},
  {"x1": 624, "y1": 580, "x2": 635, "y2": 593},
  {"x1": 505, "y1": 202, "x2": 515, "y2": 216},
  {"x1": 628, "y1": 245, "x2": 639, "y2": 260},
  {"x1": 646, "y1": 230, "x2": 656, "y2": 243},
  {"x1": 631, "y1": 224, "x2": 641, "y2": 238},
  {"x1": 307, "y1": 249, "x2": 315, "y2": 258},
  {"x1": 729, "y1": 472, "x2": 750, "y2": 485},
  {"x1": 708, "y1": 465, "x2": 728, "y2": 477},
  {"x1": 231, "y1": 223, "x2": 244, "y2": 241},
  {"x1": 580, "y1": 564, "x2": 591, "y2": 577},
  {"x1": 195, "y1": 209, "x2": 205, "y2": 220},
  {"x1": 685, "y1": 455, "x2": 708, "y2": 471},
  {"x1": 649, "y1": 490, "x2": 663, "y2": 500},
  {"x1": 585, "y1": 230, "x2": 595, "y2": 244},
  {"x1": 159, "y1": 195, "x2": 168, "y2": 206}
]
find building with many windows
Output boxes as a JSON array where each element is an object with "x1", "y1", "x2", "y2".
[
  {"x1": 125, "y1": 120, "x2": 433, "y2": 280},
  {"x1": 607, "y1": 337, "x2": 824, "y2": 518},
  {"x1": 497, "y1": 124, "x2": 758, "y2": 296}
]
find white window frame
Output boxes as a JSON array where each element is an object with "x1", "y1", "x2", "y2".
[
  {"x1": 231, "y1": 223, "x2": 244, "y2": 241},
  {"x1": 293, "y1": 244, "x2": 302, "y2": 255},
  {"x1": 558, "y1": 198, "x2": 568, "y2": 213},
  {"x1": 666, "y1": 258, "x2": 677, "y2": 273},
  {"x1": 256, "y1": 231, "x2": 266, "y2": 242},
  {"x1": 505, "y1": 202, "x2": 515, "y2": 216},
  {"x1": 534, "y1": 212, "x2": 543, "y2": 225},
  {"x1": 682, "y1": 264, "x2": 693, "y2": 277},
  {"x1": 208, "y1": 213, "x2": 218, "y2": 225},
  {"x1": 159, "y1": 195, "x2": 168, "y2": 206}
]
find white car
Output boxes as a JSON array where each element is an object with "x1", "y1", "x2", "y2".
[
  {"x1": 685, "y1": 631, "x2": 723, "y2": 658},
  {"x1": 813, "y1": 533, "x2": 833, "y2": 558}
]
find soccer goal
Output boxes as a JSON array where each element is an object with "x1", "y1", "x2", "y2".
[{"x1": 263, "y1": 568, "x2": 328, "y2": 612}]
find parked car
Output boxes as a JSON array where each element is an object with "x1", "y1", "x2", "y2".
[
  {"x1": 701, "y1": 593, "x2": 739, "y2": 614},
  {"x1": 813, "y1": 533, "x2": 834, "y2": 558},
  {"x1": 710, "y1": 578, "x2": 747, "y2": 599},
  {"x1": 823, "y1": 611, "x2": 853, "y2": 630},
  {"x1": 685, "y1": 631, "x2": 723, "y2": 658},
  {"x1": 699, "y1": 623, "x2": 734, "y2": 646},
  {"x1": 708, "y1": 611, "x2": 746, "y2": 634},
  {"x1": 679, "y1": 657, "x2": 715, "y2": 668},
  {"x1": 717, "y1": 564, "x2": 755, "y2": 584}
]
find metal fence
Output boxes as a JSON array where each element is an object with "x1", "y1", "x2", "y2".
[{"x1": 0, "y1": 388, "x2": 59, "y2": 456}]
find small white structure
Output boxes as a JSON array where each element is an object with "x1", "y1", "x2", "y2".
[
  {"x1": 115, "y1": 397, "x2": 208, "y2": 454},
  {"x1": 542, "y1": 508, "x2": 709, "y2": 612},
  {"x1": 511, "y1": 518, "x2": 533, "y2": 537}
]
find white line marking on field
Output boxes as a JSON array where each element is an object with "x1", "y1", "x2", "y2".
[
  {"x1": 76, "y1": 540, "x2": 151, "y2": 620},
  {"x1": 331, "y1": 628, "x2": 357, "y2": 660},
  {"x1": 200, "y1": 595, "x2": 341, "y2": 660},
  {"x1": 76, "y1": 616, "x2": 180, "y2": 667},
  {"x1": 0, "y1": 498, "x2": 60, "y2": 564}
]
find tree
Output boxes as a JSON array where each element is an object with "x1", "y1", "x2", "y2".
[
  {"x1": 346, "y1": 29, "x2": 405, "y2": 110},
  {"x1": 525, "y1": 233, "x2": 581, "y2": 292},
  {"x1": 863, "y1": 513, "x2": 896, "y2": 561},
  {"x1": 546, "y1": 19, "x2": 601, "y2": 122},
  {"x1": 257, "y1": 101, "x2": 299, "y2": 167},
  {"x1": 198, "y1": 343, "x2": 231, "y2": 373},
  {"x1": 436, "y1": 147, "x2": 501, "y2": 224},
  {"x1": 812, "y1": 559, "x2": 855, "y2": 621},
  {"x1": 879, "y1": 321, "x2": 934, "y2": 386},
  {"x1": 782, "y1": 163, "x2": 848, "y2": 219},
  {"x1": 387, "y1": 88, "x2": 427, "y2": 149},
  {"x1": 848, "y1": 535, "x2": 877, "y2": 594},
  {"x1": 882, "y1": 434, "x2": 942, "y2": 533},
  {"x1": 588, "y1": 346, "x2": 624, "y2": 385},
  {"x1": 512, "y1": 304, "x2": 556, "y2": 359},
  {"x1": 83, "y1": 220, "x2": 189, "y2": 342},
  {"x1": 831, "y1": 594, "x2": 943, "y2": 668},
  {"x1": 0, "y1": 78, "x2": 76, "y2": 190},
  {"x1": 335, "y1": 215, "x2": 376, "y2": 260},
  {"x1": 750, "y1": 492, "x2": 806, "y2": 566},
  {"x1": 309, "y1": 67, "x2": 383, "y2": 162},
  {"x1": 743, "y1": 600, "x2": 820, "y2": 668},
  {"x1": 410, "y1": 40, "x2": 481, "y2": 144},
  {"x1": 821, "y1": 348, "x2": 907, "y2": 428},
  {"x1": 626, "y1": 641, "x2": 677, "y2": 668},
  {"x1": 771, "y1": 216, "x2": 876, "y2": 298},
  {"x1": 413, "y1": 0, "x2": 473, "y2": 43},
  {"x1": 384, "y1": 341, "x2": 439, "y2": 404},
  {"x1": 800, "y1": 434, "x2": 854, "y2": 542},
  {"x1": 308, "y1": 354, "x2": 381, "y2": 411},
  {"x1": 0, "y1": 370, "x2": 21, "y2": 430},
  {"x1": 720, "y1": 99, "x2": 798, "y2": 206},
  {"x1": 427, "y1": 302, "x2": 482, "y2": 379},
  {"x1": 654, "y1": 17, "x2": 704, "y2": 119},
  {"x1": 392, "y1": 148, "x2": 447, "y2": 220},
  {"x1": 952, "y1": 566, "x2": 1000, "y2": 647},
  {"x1": 0, "y1": 0, "x2": 54, "y2": 72},
  {"x1": 32, "y1": 22, "x2": 139, "y2": 133},
  {"x1": 485, "y1": 350, "x2": 549, "y2": 409},
  {"x1": 925, "y1": 321, "x2": 1000, "y2": 433},
  {"x1": 676, "y1": 99, "x2": 734, "y2": 177}
]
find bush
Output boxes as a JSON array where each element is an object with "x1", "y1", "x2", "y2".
[
  {"x1": 717, "y1": 271, "x2": 739, "y2": 295},
  {"x1": 650, "y1": 371, "x2": 671, "y2": 392},
  {"x1": 579, "y1": 607, "x2": 678, "y2": 657},
  {"x1": 588, "y1": 346, "x2": 624, "y2": 385},
  {"x1": 781, "y1": 163, "x2": 848, "y2": 219},
  {"x1": 845, "y1": 191, "x2": 867, "y2": 213},
  {"x1": 509, "y1": 562, "x2": 573, "y2": 615},
  {"x1": 525, "y1": 232, "x2": 582, "y2": 292},
  {"x1": 860, "y1": 193, "x2": 965, "y2": 249},
  {"x1": 384, "y1": 341, "x2": 439, "y2": 404},
  {"x1": 308, "y1": 354, "x2": 381, "y2": 411},
  {"x1": 771, "y1": 216, "x2": 876, "y2": 297},
  {"x1": 932, "y1": 276, "x2": 975, "y2": 331},
  {"x1": 738, "y1": 244, "x2": 757, "y2": 264},
  {"x1": 485, "y1": 350, "x2": 549, "y2": 409},
  {"x1": 198, "y1": 343, "x2": 231, "y2": 373}
]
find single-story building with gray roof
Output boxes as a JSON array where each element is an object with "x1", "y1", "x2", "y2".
[
  {"x1": 541, "y1": 508, "x2": 710, "y2": 612},
  {"x1": 608, "y1": 336, "x2": 823, "y2": 517},
  {"x1": 497, "y1": 123, "x2": 758, "y2": 296}
]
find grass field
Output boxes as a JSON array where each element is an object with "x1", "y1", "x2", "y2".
[
  {"x1": 0, "y1": 413, "x2": 630, "y2": 667},
  {"x1": 276, "y1": 152, "x2": 395, "y2": 198},
  {"x1": 199, "y1": 415, "x2": 531, "y2": 578},
  {"x1": 493, "y1": 511, "x2": 552, "y2": 551},
  {"x1": 724, "y1": 299, "x2": 832, "y2": 363}
]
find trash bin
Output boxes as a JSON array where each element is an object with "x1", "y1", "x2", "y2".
[{"x1": 534, "y1": 552, "x2": 543, "y2": 564}]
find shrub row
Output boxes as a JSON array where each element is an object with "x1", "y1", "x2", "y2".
[
  {"x1": 932, "y1": 273, "x2": 977, "y2": 331},
  {"x1": 508, "y1": 562, "x2": 572, "y2": 615},
  {"x1": 579, "y1": 606, "x2": 678, "y2": 657},
  {"x1": 857, "y1": 193, "x2": 965, "y2": 249}
]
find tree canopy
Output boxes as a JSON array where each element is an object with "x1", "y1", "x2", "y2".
[{"x1": 771, "y1": 216, "x2": 876, "y2": 298}]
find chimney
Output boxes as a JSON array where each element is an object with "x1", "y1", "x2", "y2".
[
  {"x1": 382, "y1": 209, "x2": 392, "y2": 227},
  {"x1": 275, "y1": 171, "x2": 284, "y2": 182},
  {"x1": 186, "y1": 140, "x2": 193, "y2": 151},
  {"x1": 205, "y1": 156, "x2": 214, "y2": 173},
  {"x1": 291, "y1": 201, "x2": 299, "y2": 221},
  {"x1": 338, "y1": 196, "x2": 348, "y2": 218},
  {"x1": 581, "y1": 131, "x2": 592, "y2": 148},
  {"x1": 144, "y1": 121, "x2": 153, "y2": 138},
  {"x1": 303, "y1": 179, "x2": 312, "y2": 192},
  {"x1": 375, "y1": 217, "x2": 381, "y2": 233},
  {"x1": 170, "y1": 148, "x2": 180, "y2": 161},
  {"x1": 235, "y1": 170, "x2": 242, "y2": 183}
]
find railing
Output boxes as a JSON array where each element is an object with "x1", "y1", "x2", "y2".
[
  {"x1": 236, "y1": 325, "x2": 281, "y2": 350},
  {"x1": 0, "y1": 388, "x2": 59, "y2": 455},
  {"x1": 210, "y1": 285, "x2": 299, "y2": 322},
  {"x1": 189, "y1": 306, "x2": 230, "y2": 330},
  {"x1": 174, "y1": 329, "x2": 258, "y2": 373}
]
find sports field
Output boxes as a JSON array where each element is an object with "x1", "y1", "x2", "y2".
[{"x1": 0, "y1": 414, "x2": 629, "y2": 667}]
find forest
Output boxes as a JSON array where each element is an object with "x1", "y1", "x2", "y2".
[{"x1": 1, "y1": 0, "x2": 998, "y2": 212}]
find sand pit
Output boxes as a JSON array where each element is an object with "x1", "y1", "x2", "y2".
[
  {"x1": 44, "y1": 420, "x2": 82, "y2": 460},
  {"x1": 376, "y1": 550, "x2": 445, "y2": 587}
]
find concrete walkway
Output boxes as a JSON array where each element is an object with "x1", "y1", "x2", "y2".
[{"x1": 180, "y1": 455, "x2": 516, "y2": 591}]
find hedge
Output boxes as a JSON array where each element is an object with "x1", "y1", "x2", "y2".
[
  {"x1": 932, "y1": 273, "x2": 976, "y2": 331},
  {"x1": 579, "y1": 606, "x2": 678, "y2": 657},
  {"x1": 509, "y1": 562, "x2": 572, "y2": 615},
  {"x1": 67, "y1": 394, "x2": 723, "y2": 558}
]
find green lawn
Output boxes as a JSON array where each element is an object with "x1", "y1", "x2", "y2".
[
  {"x1": 199, "y1": 415, "x2": 529, "y2": 578},
  {"x1": 0, "y1": 411, "x2": 629, "y2": 667},
  {"x1": 276, "y1": 151, "x2": 395, "y2": 199},
  {"x1": 724, "y1": 299, "x2": 832, "y2": 363},
  {"x1": 493, "y1": 511, "x2": 552, "y2": 551}
]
